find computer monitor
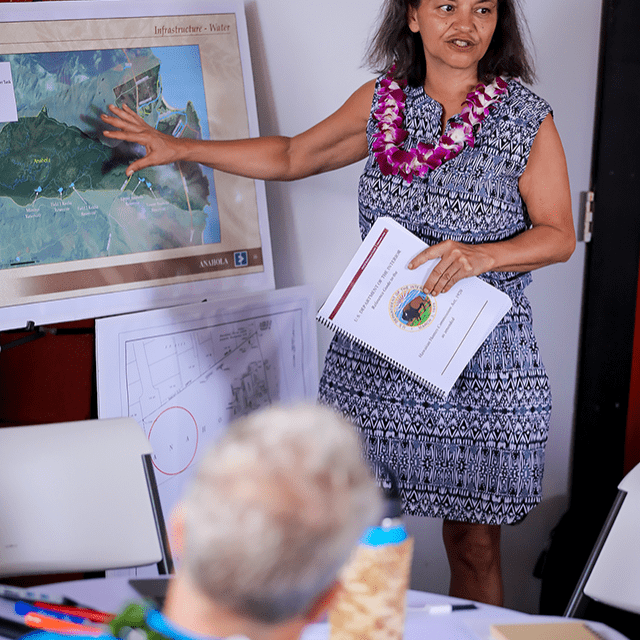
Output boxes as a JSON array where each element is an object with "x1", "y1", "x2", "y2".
[{"x1": 0, "y1": 0, "x2": 274, "y2": 331}]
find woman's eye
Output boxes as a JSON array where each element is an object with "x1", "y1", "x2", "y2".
[{"x1": 439, "y1": 4, "x2": 454, "y2": 12}]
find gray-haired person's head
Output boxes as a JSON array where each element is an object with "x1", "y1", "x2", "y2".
[{"x1": 180, "y1": 403, "x2": 383, "y2": 624}]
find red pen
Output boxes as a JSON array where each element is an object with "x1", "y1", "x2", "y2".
[
  {"x1": 24, "y1": 611, "x2": 104, "y2": 636},
  {"x1": 34, "y1": 602, "x2": 115, "y2": 625}
]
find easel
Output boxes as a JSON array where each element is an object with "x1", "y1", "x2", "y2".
[{"x1": 0, "y1": 321, "x2": 94, "y2": 353}]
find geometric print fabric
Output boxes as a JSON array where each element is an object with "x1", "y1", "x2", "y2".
[{"x1": 318, "y1": 79, "x2": 553, "y2": 524}]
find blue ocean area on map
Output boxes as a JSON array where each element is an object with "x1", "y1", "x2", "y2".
[
  {"x1": 151, "y1": 46, "x2": 209, "y2": 136},
  {"x1": 0, "y1": 44, "x2": 221, "y2": 270},
  {"x1": 151, "y1": 46, "x2": 220, "y2": 245}
]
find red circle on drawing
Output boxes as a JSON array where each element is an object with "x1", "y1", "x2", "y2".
[{"x1": 148, "y1": 406, "x2": 199, "y2": 476}]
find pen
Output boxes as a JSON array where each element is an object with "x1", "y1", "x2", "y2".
[
  {"x1": 15, "y1": 601, "x2": 86, "y2": 625},
  {"x1": 24, "y1": 611, "x2": 104, "y2": 636},
  {"x1": 34, "y1": 602, "x2": 115, "y2": 624},
  {"x1": 0, "y1": 584, "x2": 78, "y2": 606},
  {"x1": 422, "y1": 603, "x2": 478, "y2": 614}
]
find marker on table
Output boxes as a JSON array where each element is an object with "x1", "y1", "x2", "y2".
[
  {"x1": 34, "y1": 602, "x2": 115, "y2": 625},
  {"x1": 23, "y1": 611, "x2": 104, "y2": 636},
  {"x1": 15, "y1": 601, "x2": 86, "y2": 625},
  {"x1": 422, "y1": 603, "x2": 478, "y2": 615}
]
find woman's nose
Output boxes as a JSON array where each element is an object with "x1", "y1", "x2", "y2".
[{"x1": 453, "y1": 11, "x2": 474, "y2": 31}]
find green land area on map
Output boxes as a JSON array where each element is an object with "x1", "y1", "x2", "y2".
[{"x1": 0, "y1": 48, "x2": 210, "y2": 268}]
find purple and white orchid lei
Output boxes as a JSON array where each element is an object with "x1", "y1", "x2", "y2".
[{"x1": 372, "y1": 71, "x2": 509, "y2": 183}]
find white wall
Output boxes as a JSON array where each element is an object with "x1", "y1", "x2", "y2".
[{"x1": 244, "y1": 0, "x2": 602, "y2": 613}]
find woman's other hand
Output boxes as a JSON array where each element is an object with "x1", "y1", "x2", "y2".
[
  {"x1": 101, "y1": 104, "x2": 182, "y2": 176},
  {"x1": 408, "y1": 240, "x2": 494, "y2": 295}
]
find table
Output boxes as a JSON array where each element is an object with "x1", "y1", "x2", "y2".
[{"x1": 1, "y1": 577, "x2": 630, "y2": 640}]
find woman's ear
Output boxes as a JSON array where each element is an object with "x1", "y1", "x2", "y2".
[{"x1": 407, "y1": 5, "x2": 420, "y2": 33}]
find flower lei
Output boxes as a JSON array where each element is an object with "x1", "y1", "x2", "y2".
[{"x1": 372, "y1": 70, "x2": 509, "y2": 183}]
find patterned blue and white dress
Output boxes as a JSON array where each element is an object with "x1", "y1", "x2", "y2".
[{"x1": 318, "y1": 78, "x2": 553, "y2": 525}]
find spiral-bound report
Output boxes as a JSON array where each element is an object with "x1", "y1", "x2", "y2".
[{"x1": 317, "y1": 217, "x2": 512, "y2": 397}]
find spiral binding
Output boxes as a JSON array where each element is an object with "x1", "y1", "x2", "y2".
[{"x1": 316, "y1": 313, "x2": 445, "y2": 398}]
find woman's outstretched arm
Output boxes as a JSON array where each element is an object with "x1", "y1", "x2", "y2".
[{"x1": 101, "y1": 80, "x2": 376, "y2": 180}]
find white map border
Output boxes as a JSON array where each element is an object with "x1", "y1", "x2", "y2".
[{"x1": 0, "y1": 0, "x2": 274, "y2": 331}]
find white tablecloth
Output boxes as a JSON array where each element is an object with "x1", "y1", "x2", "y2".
[{"x1": 1, "y1": 577, "x2": 629, "y2": 640}]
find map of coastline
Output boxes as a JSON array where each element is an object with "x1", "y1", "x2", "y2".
[{"x1": 0, "y1": 47, "x2": 219, "y2": 269}]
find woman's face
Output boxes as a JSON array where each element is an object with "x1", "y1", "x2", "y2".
[{"x1": 407, "y1": 0, "x2": 498, "y2": 78}]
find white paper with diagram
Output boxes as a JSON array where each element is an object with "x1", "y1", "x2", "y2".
[{"x1": 96, "y1": 285, "x2": 318, "y2": 573}]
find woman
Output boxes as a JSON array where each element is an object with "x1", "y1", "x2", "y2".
[{"x1": 101, "y1": 0, "x2": 575, "y2": 606}]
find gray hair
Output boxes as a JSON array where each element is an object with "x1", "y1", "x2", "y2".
[{"x1": 181, "y1": 403, "x2": 383, "y2": 624}]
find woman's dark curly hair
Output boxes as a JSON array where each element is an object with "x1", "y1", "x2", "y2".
[{"x1": 364, "y1": 0, "x2": 535, "y2": 87}]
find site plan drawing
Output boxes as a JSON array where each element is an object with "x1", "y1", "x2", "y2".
[
  {"x1": 0, "y1": 0, "x2": 273, "y2": 330},
  {"x1": 96, "y1": 286, "x2": 318, "y2": 575}
]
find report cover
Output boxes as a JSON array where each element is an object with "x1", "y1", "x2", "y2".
[{"x1": 317, "y1": 217, "x2": 512, "y2": 396}]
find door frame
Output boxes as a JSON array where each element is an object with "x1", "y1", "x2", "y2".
[{"x1": 572, "y1": 0, "x2": 640, "y2": 519}]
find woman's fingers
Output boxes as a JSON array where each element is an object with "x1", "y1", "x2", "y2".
[
  {"x1": 408, "y1": 240, "x2": 490, "y2": 295},
  {"x1": 100, "y1": 104, "x2": 180, "y2": 175},
  {"x1": 101, "y1": 104, "x2": 157, "y2": 140},
  {"x1": 105, "y1": 103, "x2": 147, "y2": 126},
  {"x1": 424, "y1": 260, "x2": 461, "y2": 295}
]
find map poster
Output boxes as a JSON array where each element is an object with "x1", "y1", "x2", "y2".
[
  {"x1": 0, "y1": 0, "x2": 273, "y2": 331},
  {"x1": 96, "y1": 285, "x2": 318, "y2": 575}
]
